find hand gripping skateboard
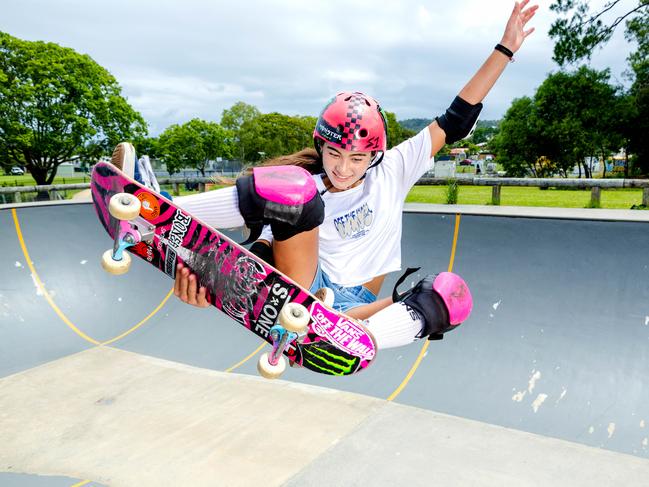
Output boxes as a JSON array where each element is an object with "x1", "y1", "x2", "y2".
[{"x1": 91, "y1": 162, "x2": 377, "y2": 378}]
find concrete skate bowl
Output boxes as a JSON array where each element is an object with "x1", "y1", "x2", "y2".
[{"x1": 1, "y1": 200, "x2": 648, "y2": 486}]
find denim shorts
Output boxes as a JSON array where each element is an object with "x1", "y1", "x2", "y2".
[{"x1": 309, "y1": 264, "x2": 377, "y2": 312}]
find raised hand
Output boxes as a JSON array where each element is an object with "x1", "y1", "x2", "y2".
[{"x1": 500, "y1": 0, "x2": 538, "y2": 53}]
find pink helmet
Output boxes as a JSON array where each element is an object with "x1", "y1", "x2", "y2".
[{"x1": 313, "y1": 92, "x2": 388, "y2": 153}]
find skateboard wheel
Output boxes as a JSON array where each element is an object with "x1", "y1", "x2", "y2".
[
  {"x1": 101, "y1": 249, "x2": 131, "y2": 275},
  {"x1": 279, "y1": 302, "x2": 309, "y2": 333},
  {"x1": 109, "y1": 192, "x2": 141, "y2": 220},
  {"x1": 257, "y1": 352, "x2": 286, "y2": 379}
]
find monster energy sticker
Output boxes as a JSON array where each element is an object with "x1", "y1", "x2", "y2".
[
  {"x1": 302, "y1": 345, "x2": 359, "y2": 376},
  {"x1": 309, "y1": 302, "x2": 375, "y2": 361}
]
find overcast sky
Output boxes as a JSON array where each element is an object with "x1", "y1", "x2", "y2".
[{"x1": 2, "y1": 0, "x2": 637, "y2": 135}]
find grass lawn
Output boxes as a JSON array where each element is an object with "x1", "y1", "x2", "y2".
[
  {"x1": 406, "y1": 186, "x2": 647, "y2": 210},
  {"x1": 0, "y1": 174, "x2": 90, "y2": 186},
  {"x1": 2, "y1": 174, "x2": 645, "y2": 211}
]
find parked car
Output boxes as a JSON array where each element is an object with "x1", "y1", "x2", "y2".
[{"x1": 10, "y1": 166, "x2": 25, "y2": 175}]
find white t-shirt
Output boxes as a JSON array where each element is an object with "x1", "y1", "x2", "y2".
[{"x1": 261, "y1": 127, "x2": 433, "y2": 287}]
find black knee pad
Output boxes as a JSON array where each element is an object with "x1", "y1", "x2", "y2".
[{"x1": 392, "y1": 268, "x2": 451, "y2": 341}]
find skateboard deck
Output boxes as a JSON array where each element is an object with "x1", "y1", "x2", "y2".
[{"x1": 91, "y1": 162, "x2": 377, "y2": 376}]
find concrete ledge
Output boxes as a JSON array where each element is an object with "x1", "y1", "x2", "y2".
[
  {"x1": 4, "y1": 200, "x2": 647, "y2": 223},
  {"x1": 1, "y1": 348, "x2": 648, "y2": 487},
  {"x1": 0, "y1": 199, "x2": 91, "y2": 210},
  {"x1": 404, "y1": 203, "x2": 649, "y2": 222}
]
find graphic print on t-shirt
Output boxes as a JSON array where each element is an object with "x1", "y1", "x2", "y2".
[{"x1": 333, "y1": 203, "x2": 374, "y2": 240}]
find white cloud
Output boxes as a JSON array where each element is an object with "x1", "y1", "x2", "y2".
[
  {"x1": 0, "y1": 0, "x2": 636, "y2": 133},
  {"x1": 118, "y1": 69, "x2": 264, "y2": 130}
]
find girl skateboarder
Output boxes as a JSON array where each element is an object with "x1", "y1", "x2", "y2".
[{"x1": 121, "y1": 1, "x2": 537, "y2": 349}]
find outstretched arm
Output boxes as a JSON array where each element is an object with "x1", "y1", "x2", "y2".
[{"x1": 429, "y1": 0, "x2": 538, "y2": 157}]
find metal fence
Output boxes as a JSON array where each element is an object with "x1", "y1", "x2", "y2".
[
  {"x1": 415, "y1": 177, "x2": 649, "y2": 207},
  {"x1": 2, "y1": 176, "x2": 648, "y2": 207}
]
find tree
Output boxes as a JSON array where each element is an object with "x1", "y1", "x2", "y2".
[
  {"x1": 535, "y1": 67, "x2": 621, "y2": 178},
  {"x1": 624, "y1": 8, "x2": 649, "y2": 174},
  {"x1": 383, "y1": 111, "x2": 416, "y2": 148},
  {"x1": 158, "y1": 119, "x2": 232, "y2": 176},
  {"x1": 220, "y1": 101, "x2": 261, "y2": 161},
  {"x1": 470, "y1": 121, "x2": 501, "y2": 145},
  {"x1": 493, "y1": 68, "x2": 624, "y2": 178},
  {"x1": 549, "y1": 0, "x2": 648, "y2": 66},
  {"x1": 238, "y1": 113, "x2": 315, "y2": 163},
  {"x1": 491, "y1": 96, "x2": 545, "y2": 177},
  {"x1": 133, "y1": 135, "x2": 162, "y2": 160},
  {"x1": 0, "y1": 32, "x2": 147, "y2": 184},
  {"x1": 549, "y1": 2, "x2": 648, "y2": 175}
]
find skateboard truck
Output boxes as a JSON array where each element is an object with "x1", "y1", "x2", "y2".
[
  {"x1": 257, "y1": 302, "x2": 310, "y2": 379},
  {"x1": 101, "y1": 193, "x2": 154, "y2": 275}
]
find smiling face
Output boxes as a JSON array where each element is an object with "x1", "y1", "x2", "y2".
[{"x1": 321, "y1": 143, "x2": 373, "y2": 191}]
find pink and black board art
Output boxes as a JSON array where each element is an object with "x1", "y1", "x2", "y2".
[{"x1": 91, "y1": 162, "x2": 376, "y2": 376}]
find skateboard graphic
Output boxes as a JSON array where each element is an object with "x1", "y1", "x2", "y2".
[{"x1": 91, "y1": 162, "x2": 377, "y2": 378}]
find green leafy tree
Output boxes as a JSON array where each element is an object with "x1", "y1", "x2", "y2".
[
  {"x1": 549, "y1": 0, "x2": 648, "y2": 66},
  {"x1": 220, "y1": 101, "x2": 261, "y2": 161},
  {"x1": 493, "y1": 68, "x2": 623, "y2": 178},
  {"x1": 239, "y1": 113, "x2": 314, "y2": 163},
  {"x1": 158, "y1": 119, "x2": 232, "y2": 176},
  {"x1": 535, "y1": 67, "x2": 621, "y2": 178},
  {"x1": 384, "y1": 111, "x2": 416, "y2": 148},
  {"x1": 626, "y1": 6, "x2": 649, "y2": 83},
  {"x1": 471, "y1": 121, "x2": 501, "y2": 144},
  {"x1": 491, "y1": 96, "x2": 544, "y2": 177},
  {"x1": 0, "y1": 32, "x2": 146, "y2": 184},
  {"x1": 133, "y1": 136, "x2": 161, "y2": 160},
  {"x1": 624, "y1": 8, "x2": 649, "y2": 174},
  {"x1": 549, "y1": 2, "x2": 648, "y2": 174}
]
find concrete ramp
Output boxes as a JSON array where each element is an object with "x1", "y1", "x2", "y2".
[
  {"x1": 2, "y1": 346, "x2": 648, "y2": 487},
  {"x1": 1, "y1": 201, "x2": 648, "y2": 485}
]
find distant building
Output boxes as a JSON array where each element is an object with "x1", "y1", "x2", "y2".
[
  {"x1": 55, "y1": 162, "x2": 75, "y2": 177},
  {"x1": 434, "y1": 160, "x2": 456, "y2": 178},
  {"x1": 449, "y1": 148, "x2": 468, "y2": 161}
]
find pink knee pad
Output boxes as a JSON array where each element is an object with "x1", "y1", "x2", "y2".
[
  {"x1": 252, "y1": 166, "x2": 317, "y2": 205},
  {"x1": 392, "y1": 268, "x2": 472, "y2": 340},
  {"x1": 432, "y1": 272, "x2": 473, "y2": 326},
  {"x1": 236, "y1": 165, "x2": 324, "y2": 242}
]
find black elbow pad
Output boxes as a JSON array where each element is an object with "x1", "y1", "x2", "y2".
[{"x1": 435, "y1": 96, "x2": 483, "y2": 144}]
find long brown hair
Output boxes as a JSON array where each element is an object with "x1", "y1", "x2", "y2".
[{"x1": 261, "y1": 148, "x2": 323, "y2": 174}]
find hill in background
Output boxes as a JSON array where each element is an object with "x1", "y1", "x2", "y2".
[{"x1": 399, "y1": 118, "x2": 500, "y2": 132}]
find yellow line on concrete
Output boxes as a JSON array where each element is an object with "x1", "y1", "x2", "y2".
[
  {"x1": 225, "y1": 341, "x2": 267, "y2": 373},
  {"x1": 70, "y1": 480, "x2": 91, "y2": 487},
  {"x1": 100, "y1": 288, "x2": 174, "y2": 346},
  {"x1": 446, "y1": 213, "x2": 461, "y2": 273},
  {"x1": 12, "y1": 208, "x2": 171, "y2": 346},
  {"x1": 13, "y1": 208, "x2": 101, "y2": 345},
  {"x1": 386, "y1": 213, "x2": 462, "y2": 402}
]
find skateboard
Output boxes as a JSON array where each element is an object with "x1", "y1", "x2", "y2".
[{"x1": 90, "y1": 162, "x2": 377, "y2": 378}]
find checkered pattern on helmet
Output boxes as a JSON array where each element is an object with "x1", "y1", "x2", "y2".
[{"x1": 340, "y1": 95, "x2": 365, "y2": 150}]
